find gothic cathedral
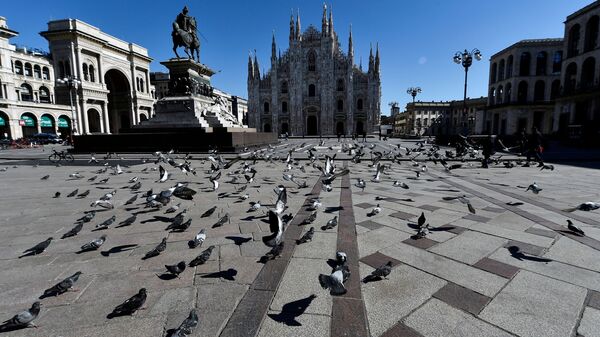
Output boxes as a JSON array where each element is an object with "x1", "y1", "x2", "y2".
[{"x1": 247, "y1": 5, "x2": 381, "y2": 136}]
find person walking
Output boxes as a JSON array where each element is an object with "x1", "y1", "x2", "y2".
[{"x1": 525, "y1": 126, "x2": 544, "y2": 166}]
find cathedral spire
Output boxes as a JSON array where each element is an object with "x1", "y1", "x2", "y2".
[
  {"x1": 328, "y1": 4, "x2": 334, "y2": 37},
  {"x1": 322, "y1": 3, "x2": 328, "y2": 36},
  {"x1": 253, "y1": 49, "x2": 260, "y2": 79},
  {"x1": 248, "y1": 51, "x2": 254, "y2": 81},
  {"x1": 348, "y1": 24, "x2": 354, "y2": 61},
  {"x1": 295, "y1": 9, "x2": 301, "y2": 41},
  {"x1": 271, "y1": 30, "x2": 277, "y2": 63},
  {"x1": 375, "y1": 43, "x2": 380, "y2": 74},
  {"x1": 289, "y1": 10, "x2": 295, "y2": 43},
  {"x1": 369, "y1": 43, "x2": 374, "y2": 72}
]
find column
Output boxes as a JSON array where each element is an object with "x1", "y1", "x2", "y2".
[
  {"x1": 102, "y1": 101, "x2": 111, "y2": 134},
  {"x1": 99, "y1": 108, "x2": 105, "y2": 134},
  {"x1": 81, "y1": 101, "x2": 89, "y2": 134}
]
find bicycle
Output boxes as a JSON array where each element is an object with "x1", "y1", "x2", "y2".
[{"x1": 49, "y1": 149, "x2": 74, "y2": 163}]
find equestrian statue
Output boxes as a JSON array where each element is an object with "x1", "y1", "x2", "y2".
[{"x1": 172, "y1": 6, "x2": 201, "y2": 62}]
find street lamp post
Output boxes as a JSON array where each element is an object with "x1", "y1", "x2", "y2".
[
  {"x1": 406, "y1": 87, "x2": 421, "y2": 103},
  {"x1": 57, "y1": 76, "x2": 82, "y2": 135},
  {"x1": 453, "y1": 49, "x2": 482, "y2": 134}
]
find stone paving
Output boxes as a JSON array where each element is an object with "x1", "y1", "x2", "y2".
[{"x1": 0, "y1": 139, "x2": 599, "y2": 337}]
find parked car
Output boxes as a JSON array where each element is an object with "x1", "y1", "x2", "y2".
[{"x1": 30, "y1": 133, "x2": 63, "y2": 144}]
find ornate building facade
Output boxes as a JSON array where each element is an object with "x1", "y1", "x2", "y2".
[{"x1": 247, "y1": 5, "x2": 381, "y2": 136}]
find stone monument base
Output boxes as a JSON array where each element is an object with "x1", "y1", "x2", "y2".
[{"x1": 72, "y1": 127, "x2": 277, "y2": 153}]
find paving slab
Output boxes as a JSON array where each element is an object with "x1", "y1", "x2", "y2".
[
  {"x1": 429, "y1": 231, "x2": 507, "y2": 264},
  {"x1": 578, "y1": 306, "x2": 600, "y2": 337},
  {"x1": 479, "y1": 270, "x2": 587, "y2": 337}
]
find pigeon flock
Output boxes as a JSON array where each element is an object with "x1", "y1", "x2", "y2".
[{"x1": 1, "y1": 137, "x2": 599, "y2": 335}]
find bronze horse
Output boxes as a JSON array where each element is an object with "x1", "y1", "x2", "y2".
[{"x1": 172, "y1": 17, "x2": 200, "y2": 62}]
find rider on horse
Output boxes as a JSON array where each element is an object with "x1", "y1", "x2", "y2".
[{"x1": 172, "y1": 6, "x2": 200, "y2": 62}]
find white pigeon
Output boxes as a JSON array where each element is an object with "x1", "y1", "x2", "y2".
[
  {"x1": 158, "y1": 165, "x2": 169, "y2": 183},
  {"x1": 69, "y1": 172, "x2": 83, "y2": 179},
  {"x1": 129, "y1": 176, "x2": 139, "y2": 183},
  {"x1": 115, "y1": 164, "x2": 123, "y2": 175},
  {"x1": 90, "y1": 200, "x2": 114, "y2": 209},
  {"x1": 309, "y1": 198, "x2": 322, "y2": 210},
  {"x1": 249, "y1": 201, "x2": 261, "y2": 212},
  {"x1": 165, "y1": 203, "x2": 180, "y2": 214}
]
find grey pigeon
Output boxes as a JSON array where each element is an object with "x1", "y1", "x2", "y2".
[
  {"x1": 118, "y1": 214, "x2": 137, "y2": 227},
  {"x1": 417, "y1": 212, "x2": 426, "y2": 228},
  {"x1": 322, "y1": 216, "x2": 338, "y2": 230},
  {"x1": 171, "y1": 309, "x2": 199, "y2": 337},
  {"x1": 261, "y1": 242, "x2": 284, "y2": 263},
  {"x1": 22, "y1": 237, "x2": 53, "y2": 256},
  {"x1": 189, "y1": 246, "x2": 215, "y2": 266},
  {"x1": 201, "y1": 206, "x2": 217, "y2": 218},
  {"x1": 170, "y1": 219, "x2": 192, "y2": 232},
  {"x1": 66, "y1": 189, "x2": 78, "y2": 197},
  {"x1": 262, "y1": 210, "x2": 283, "y2": 247},
  {"x1": 108, "y1": 288, "x2": 146, "y2": 318},
  {"x1": 143, "y1": 238, "x2": 167, "y2": 259},
  {"x1": 124, "y1": 194, "x2": 138, "y2": 205},
  {"x1": 525, "y1": 182, "x2": 542, "y2": 194},
  {"x1": 567, "y1": 220, "x2": 585, "y2": 236},
  {"x1": 212, "y1": 213, "x2": 230, "y2": 228},
  {"x1": 165, "y1": 261, "x2": 186, "y2": 277},
  {"x1": 296, "y1": 227, "x2": 315, "y2": 245},
  {"x1": 42, "y1": 271, "x2": 82, "y2": 297},
  {"x1": 188, "y1": 229, "x2": 206, "y2": 249},
  {"x1": 2, "y1": 302, "x2": 40, "y2": 328},
  {"x1": 61, "y1": 223, "x2": 83, "y2": 239},
  {"x1": 77, "y1": 189, "x2": 90, "y2": 198},
  {"x1": 77, "y1": 211, "x2": 96, "y2": 223},
  {"x1": 318, "y1": 265, "x2": 350, "y2": 296},
  {"x1": 304, "y1": 210, "x2": 317, "y2": 225},
  {"x1": 80, "y1": 235, "x2": 106, "y2": 251},
  {"x1": 41, "y1": 175, "x2": 49, "y2": 180},
  {"x1": 362, "y1": 261, "x2": 393, "y2": 282},
  {"x1": 53, "y1": 191, "x2": 61, "y2": 198},
  {"x1": 95, "y1": 215, "x2": 116, "y2": 230}
]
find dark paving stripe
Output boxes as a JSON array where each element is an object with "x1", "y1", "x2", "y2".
[
  {"x1": 418, "y1": 204, "x2": 441, "y2": 212},
  {"x1": 504, "y1": 240, "x2": 546, "y2": 256},
  {"x1": 445, "y1": 225, "x2": 468, "y2": 235},
  {"x1": 462, "y1": 214, "x2": 491, "y2": 223},
  {"x1": 355, "y1": 202, "x2": 376, "y2": 209},
  {"x1": 586, "y1": 289, "x2": 600, "y2": 310},
  {"x1": 402, "y1": 237, "x2": 438, "y2": 249},
  {"x1": 482, "y1": 206, "x2": 506, "y2": 213},
  {"x1": 525, "y1": 227, "x2": 559, "y2": 239},
  {"x1": 462, "y1": 175, "x2": 600, "y2": 228},
  {"x1": 389, "y1": 211, "x2": 418, "y2": 221},
  {"x1": 220, "y1": 178, "x2": 323, "y2": 337},
  {"x1": 330, "y1": 162, "x2": 369, "y2": 337},
  {"x1": 357, "y1": 220, "x2": 385, "y2": 231},
  {"x1": 360, "y1": 252, "x2": 402, "y2": 269},
  {"x1": 380, "y1": 323, "x2": 424, "y2": 337},
  {"x1": 428, "y1": 171, "x2": 600, "y2": 252},
  {"x1": 432, "y1": 282, "x2": 492, "y2": 315},
  {"x1": 473, "y1": 257, "x2": 520, "y2": 279}
]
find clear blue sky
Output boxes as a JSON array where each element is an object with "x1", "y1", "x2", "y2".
[{"x1": 3, "y1": 0, "x2": 594, "y2": 115}]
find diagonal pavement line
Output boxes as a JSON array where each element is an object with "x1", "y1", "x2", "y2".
[
  {"x1": 428, "y1": 171, "x2": 600, "y2": 252},
  {"x1": 219, "y1": 176, "x2": 323, "y2": 337},
  {"x1": 330, "y1": 161, "x2": 370, "y2": 337}
]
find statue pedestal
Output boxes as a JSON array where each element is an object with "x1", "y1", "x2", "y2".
[{"x1": 160, "y1": 58, "x2": 215, "y2": 96}]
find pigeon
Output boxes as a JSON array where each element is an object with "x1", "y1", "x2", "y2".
[
  {"x1": 22, "y1": 237, "x2": 53, "y2": 256},
  {"x1": 69, "y1": 172, "x2": 84, "y2": 179},
  {"x1": 165, "y1": 261, "x2": 186, "y2": 277},
  {"x1": 318, "y1": 265, "x2": 350, "y2": 296},
  {"x1": 165, "y1": 203, "x2": 181, "y2": 214},
  {"x1": 417, "y1": 212, "x2": 426, "y2": 228},
  {"x1": 91, "y1": 200, "x2": 114, "y2": 209},
  {"x1": 108, "y1": 288, "x2": 146, "y2": 318},
  {"x1": 129, "y1": 177, "x2": 139, "y2": 184},
  {"x1": 540, "y1": 164, "x2": 555, "y2": 171},
  {"x1": 392, "y1": 181, "x2": 409, "y2": 189},
  {"x1": 201, "y1": 206, "x2": 217, "y2": 218},
  {"x1": 80, "y1": 235, "x2": 107, "y2": 251},
  {"x1": 212, "y1": 213, "x2": 230, "y2": 228},
  {"x1": 362, "y1": 261, "x2": 393, "y2": 283},
  {"x1": 321, "y1": 168, "x2": 350, "y2": 192},
  {"x1": 118, "y1": 214, "x2": 137, "y2": 227},
  {"x1": 42, "y1": 271, "x2": 82, "y2": 297},
  {"x1": 53, "y1": 191, "x2": 61, "y2": 198},
  {"x1": 95, "y1": 215, "x2": 116, "y2": 230},
  {"x1": 130, "y1": 181, "x2": 142, "y2": 191},
  {"x1": 261, "y1": 242, "x2": 284, "y2": 262},
  {"x1": 173, "y1": 186, "x2": 197, "y2": 200},
  {"x1": 77, "y1": 189, "x2": 90, "y2": 198},
  {"x1": 98, "y1": 177, "x2": 109, "y2": 184},
  {"x1": 525, "y1": 182, "x2": 542, "y2": 194},
  {"x1": 171, "y1": 309, "x2": 199, "y2": 337},
  {"x1": 566, "y1": 220, "x2": 585, "y2": 236},
  {"x1": 415, "y1": 224, "x2": 430, "y2": 239},
  {"x1": 89, "y1": 154, "x2": 99, "y2": 163},
  {"x1": 303, "y1": 210, "x2": 318, "y2": 225},
  {"x1": 210, "y1": 171, "x2": 221, "y2": 191},
  {"x1": 41, "y1": 175, "x2": 49, "y2": 180},
  {"x1": 61, "y1": 223, "x2": 83, "y2": 239},
  {"x1": 309, "y1": 198, "x2": 322, "y2": 211},
  {"x1": 367, "y1": 204, "x2": 381, "y2": 216},
  {"x1": 248, "y1": 201, "x2": 262, "y2": 212},
  {"x1": 158, "y1": 165, "x2": 169, "y2": 183},
  {"x1": 2, "y1": 301, "x2": 40, "y2": 328},
  {"x1": 170, "y1": 219, "x2": 192, "y2": 232},
  {"x1": 564, "y1": 202, "x2": 600, "y2": 212},
  {"x1": 66, "y1": 189, "x2": 78, "y2": 197},
  {"x1": 189, "y1": 246, "x2": 215, "y2": 266},
  {"x1": 124, "y1": 194, "x2": 138, "y2": 205},
  {"x1": 355, "y1": 178, "x2": 366, "y2": 191},
  {"x1": 322, "y1": 216, "x2": 338, "y2": 230},
  {"x1": 77, "y1": 211, "x2": 96, "y2": 223},
  {"x1": 143, "y1": 238, "x2": 167, "y2": 259},
  {"x1": 262, "y1": 210, "x2": 283, "y2": 247},
  {"x1": 188, "y1": 229, "x2": 206, "y2": 249},
  {"x1": 296, "y1": 227, "x2": 315, "y2": 245}
]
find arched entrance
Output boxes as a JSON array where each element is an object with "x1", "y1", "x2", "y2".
[
  {"x1": 104, "y1": 69, "x2": 132, "y2": 134},
  {"x1": 263, "y1": 123, "x2": 272, "y2": 132},
  {"x1": 307, "y1": 116, "x2": 318, "y2": 135},
  {"x1": 0, "y1": 111, "x2": 11, "y2": 140},
  {"x1": 356, "y1": 120, "x2": 365, "y2": 134},
  {"x1": 87, "y1": 109, "x2": 102, "y2": 133},
  {"x1": 280, "y1": 122, "x2": 289, "y2": 135},
  {"x1": 139, "y1": 113, "x2": 148, "y2": 122},
  {"x1": 20, "y1": 113, "x2": 37, "y2": 138},
  {"x1": 336, "y1": 121, "x2": 344, "y2": 135},
  {"x1": 57, "y1": 115, "x2": 71, "y2": 139},
  {"x1": 40, "y1": 114, "x2": 55, "y2": 134}
]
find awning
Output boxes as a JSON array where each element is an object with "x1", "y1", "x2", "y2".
[
  {"x1": 20, "y1": 115, "x2": 35, "y2": 127},
  {"x1": 40, "y1": 115, "x2": 53, "y2": 127},
  {"x1": 58, "y1": 117, "x2": 69, "y2": 128},
  {"x1": 0, "y1": 116, "x2": 5, "y2": 126}
]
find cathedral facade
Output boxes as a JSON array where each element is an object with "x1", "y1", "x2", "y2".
[{"x1": 247, "y1": 5, "x2": 381, "y2": 136}]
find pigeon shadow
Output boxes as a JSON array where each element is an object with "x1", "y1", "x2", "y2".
[
  {"x1": 91, "y1": 227, "x2": 109, "y2": 232},
  {"x1": 406, "y1": 223, "x2": 420, "y2": 230},
  {"x1": 429, "y1": 226, "x2": 456, "y2": 232},
  {"x1": 362, "y1": 275, "x2": 384, "y2": 284},
  {"x1": 124, "y1": 207, "x2": 139, "y2": 212},
  {"x1": 17, "y1": 251, "x2": 39, "y2": 259},
  {"x1": 133, "y1": 208, "x2": 160, "y2": 215},
  {"x1": 557, "y1": 230, "x2": 584, "y2": 237},
  {"x1": 0, "y1": 323, "x2": 28, "y2": 332},
  {"x1": 156, "y1": 273, "x2": 179, "y2": 280},
  {"x1": 200, "y1": 268, "x2": 237, "y2": 281},
  {"x1": 101, "y1": 244, "x2": 138, "y2": 257},
  {"x1": 507, "y1": 247, "x2": 552, "y2": 263},
  {"x1": 141, "y1": 216, "x2": 173, "y2": 224},
  {"x1": 225, "y1": 236, "x2": 252, "y2": 246},
  {"x1": 324, "y1": 206, "x2": 343, "y2": 213},
  {"x1": 267, "y1": 294, "x2": 317, "y2": 326}
]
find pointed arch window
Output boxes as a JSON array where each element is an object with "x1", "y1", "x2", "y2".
[{"x1": 308, "y1": 50, "x2": 316, "y2": 72}]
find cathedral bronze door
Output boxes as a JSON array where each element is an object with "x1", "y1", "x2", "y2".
[
  {"x1": 307, "y1": 116, "x2": 318, "y2": 135},
  {"x1": 336, "y1": 121, "x2": 344, "y2": 135},
  {"x1": 356, "y1": 121, "x2": 364, "y2": 134}
]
